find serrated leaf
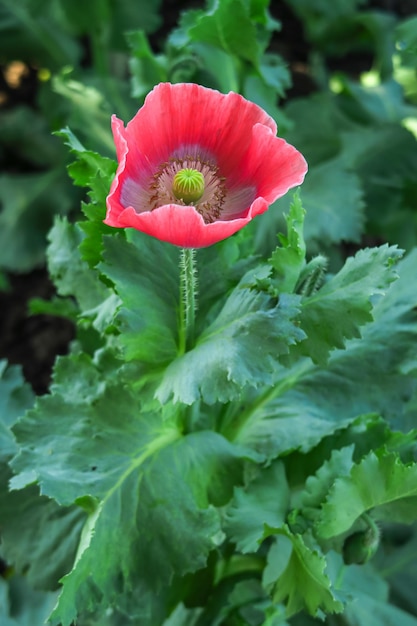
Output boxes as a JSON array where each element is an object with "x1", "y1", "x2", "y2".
[
  {"x1": 100, "y1": 231, "x2": 180, "y2": 365},
  {"x1": 10, "y1": 352, "x2": 252, "y2": 624},
  {"x1": 225, "y1": 461, "x2": 289, "y2": 553},
  {"x1": 50, "y1": 432, "x2": 233, "y2": 625},
  {"x1": 263, "y1": 525, "x2": 343, "y2": 617},
  {"x1": 293, "y1": 244, "x2": 403, "y2": 364},
  {"x1": 56, "y1": 126, "x2": 118, "y2": 267},
  {"x1": 56, "y1": 127, "x2": 116, "y2": 201},
  {"x1": 156, "y1": 279, "x2": 304, "y2": 405},
  {"x1": 301, "y1": 445, "x2": 355, "y2": 511},
  {"x1": 318, "y1": 451, "x2": 417, "y2": 538},
  {"x1": 269, "y1": 191, "x2": 306, "y2": 293},
  {"x1": 236, "y1": 249, "x2": 417, "y2": 461}
]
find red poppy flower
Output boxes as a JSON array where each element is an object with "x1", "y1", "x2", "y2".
[{"x1": 105, "y1": 83, "x2": 307, "y2": 248}]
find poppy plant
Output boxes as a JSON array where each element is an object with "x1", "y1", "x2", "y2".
[{"x1": 105, "y1": 82, "x2": 307, "y2": 248}]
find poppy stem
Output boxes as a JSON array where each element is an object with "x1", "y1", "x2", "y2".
[{"x1": 179, "y1": 248, "x2": 198, "y2": 353}]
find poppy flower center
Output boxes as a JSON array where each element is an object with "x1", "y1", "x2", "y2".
[
  {"x1": 149, "y1": 155, "x2": 227, "y2": 223},
  {"x1": 172, "y1": 169, "x2": 205, "y2": 204}
]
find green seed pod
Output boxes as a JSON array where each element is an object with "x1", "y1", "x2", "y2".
[{"x1": 172, "y1": 168, "x2": 205, "y2": 204}]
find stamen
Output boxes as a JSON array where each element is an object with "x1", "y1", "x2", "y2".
[{"x1": 148, "y1": 154, "x2": 227, "y2": 223}]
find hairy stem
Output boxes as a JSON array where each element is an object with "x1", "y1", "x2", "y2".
[{"x1": 178, "y1": 248, "x2": 198, "y2": 354}]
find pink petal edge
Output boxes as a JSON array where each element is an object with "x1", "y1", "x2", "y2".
[{"x1": 104, "y1": 199, "x2": 270, "y2": 248}]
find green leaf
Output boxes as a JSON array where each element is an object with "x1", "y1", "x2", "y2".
[
  {"x1": 233, "y1": 248, "x2": 417, "y2": 461},
  {"x1": 341, "y1": 123, "x2": 417, "y2": 248},
  {"x1": 225, "y1": 461, "x2": 290, "y2": 553},
  {"x1": 10, "y1": 352, "x2": 252, "y2": 624},
  {"x1": 56, "y1": 126, "x2": 118, "y2": 267},
  {"x1": 337, "y1": 561, "x2": 417, "y2": 626},
  {"x1": 243, "y1": 74, "x2": 291, "y2": 127},
  {"x1": 254, "y1": 158, "x2": 365, "y2": 253},
  {"x1": 59, "y1": 0, "x2": 162, "y2": 43},
  {"x1": 301, "y1": 159, "x2": 365, "y2": 245},
  {"x1": 396, "y1": 16, "x2": 417, "y2": 69},
  {"x1": 0, "y1": 361, "x2": 34, "y2": 461},
  {"x1": 0, "y1": 0, "x2": 81, "y2": 68},
  {"x1": 190, "y1": 42, "x2": 240, "y2": 93},
  {"x1": 127, "y1": 30, "x2": 167, "y2": 98},
  {"x1": 161, "y1": 604, "x2": 202, "y2": 626},
  {"x1": 284, "y1": 93, "x2": 355, "y2": 166},
  {"x1": 0, "y1": 467, "x2": 85, "y2": 590},
  {"x1": 195, "y1": 236, "x2": 255, "y2": 323},
  {"x1": 217, "y1": 578, "x2": 283, "y2": 626},
  {"x1": 292, "y1": 245, "x2": 403, "y2": 364},
  {"x1": 269, "y1": 191, "x2": 306, "y2": 293},
  {"x1": 0, "y1": 576, "x2": 58, "y2": 626},
  {"x1": 263, "y1": 525, "x2": 343, "y2": 617},
  {"x1": 186, "y1": 0, "x2": 260, "y2": 65},
  {"x1": 156, "y1": 278, "x2": 304, "y2": 405},
  {"x1": 100, "y1": 231, "x2": 180, "y2": 365},
  {"x1": 376, "y1": 526, "x2": 417, "y2": 615},
  {"x1": 0, "y1": 106, "x2": 66, "y2": 167},
  {"x1": 318, "y1": 451, "x2": 417, "y2": 538},
  {"x1": 340, "y1": 78, "x2": 412, "y2": 125},
  {"x1": 258, "y1": 53, "x2": 292, "y2": 97},
  {"x1": 56, "y1": 127, "x2": 116, "y2": 202},
  {"x1": 52, "y1": 72, "x2": 118, "y2": 155},
  {"x1": 301, "y1": 445, "x2": 355, "y2": 512},
  {"x1": 285, "y1": 0, "x2": 367, "y2": 42},
  {"x1": 0, "y1": 171, "x2": 77, "y2": 272},
  {"x1": 47, "y1": 217, "x2": 113, "y2": 320},
  {"x1": 50, "y1": 430, "x2": 237, "y2": 625},
  {"x1": 28, "y1": 296, "x2": 78, "y2": 320}
]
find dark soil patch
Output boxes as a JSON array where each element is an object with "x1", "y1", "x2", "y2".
[{"x1": 0, "y1": 271, "x2": 75, "y2": 394}]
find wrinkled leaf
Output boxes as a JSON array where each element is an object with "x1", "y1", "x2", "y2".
[
  {"x1": 156, "y1": 280, "x2": 304, "y2": 405},
  {"x1": 318, "y1": 451, "x2": 417, "y2": 538}
]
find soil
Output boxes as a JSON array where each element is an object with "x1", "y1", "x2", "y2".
[
  {"x1": 0, "y1": 272, "x2": 75, "y2": 394},
  {"x1": 0, "y1": 0, "x2": 413, "y2": 394}
]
